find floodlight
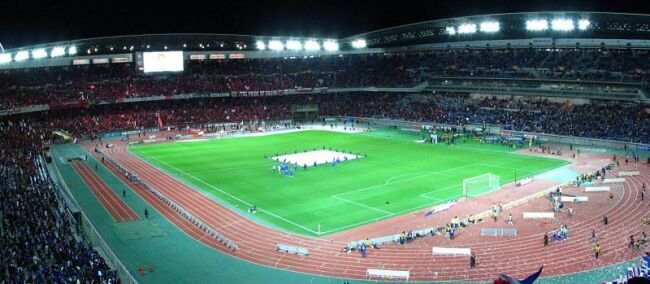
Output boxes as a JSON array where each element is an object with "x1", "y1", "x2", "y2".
[
  {"x1": 0, "y1": 53, "x2": 11, "y2": 64},
  {"x1": 351, "y1": 39, "x2": 367, "y2": 49},
  {"x1": 445, "y1": 27, "x2": 456, "y2": 35},
  {"x1": 323, "y1": 41, "x2": 339, "y2": 51},
  {"x1": 304, "y1": 40, "x2": 320, "y2": 51},
  {"x1": 578, "y1": 19, "x2": 590, "y2": 30},
  {"x1": 14, "y1": 51, "x2": 29, "y2": 61},
  {"x1": 285, "y1": 40, "x2": 302, "y2": 51},
  {"x1": 32, "y1": 48, "x2": 47, "y2": 59},
  {"x1": 457, "y1": 23, "x2": 477, "y2": 34},
  {"x1": 255, "y1": 40, "x2": 266, "y2": 50},
  {"x1": 526, "y1": 19, "x2": 548, "y2": 31},
  {"x1": 50, "y1": 46, "x2": 66, "y2": 57},
  {"x1": 480, "y1": 21, "x2": 500, "y2": 33},
  {"x1": 268, "y1": 40, "x2": 284, "y2": 51},
  {"x1": 551, "y1": 19, "x2": 574, "y2": 31}
]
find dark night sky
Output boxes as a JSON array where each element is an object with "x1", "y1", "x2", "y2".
[{"x1": 2, "y1": 0, "x2": 650, "y2": 48}]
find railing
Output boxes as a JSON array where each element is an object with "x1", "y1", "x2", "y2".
[
  {"x1": 47, "y1": 155, "x2": 138, "y2": 284},
  {"x1": 94, "y1": 149, "x2": 239, "y2": 251}
]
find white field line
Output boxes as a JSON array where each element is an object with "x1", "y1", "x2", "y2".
[
  {"x1": 332, "y1": 164, "x2": 478, "y2": 199},
  {"x1": 131, "y1": 147, "x2": 320, "y2": 235},
  {"x1": 440, "y1": 143, "x2": 539, "y2": 158},
  {"x1": 131, "y1": 143, "x2": 569, "y2": 236},
  {"x1": 419, "y1": 184, "x2": 461, "y2": 199},
  {"x1": 187, "y1": 164, "x2": 270, "y2": 176},
  {"x1": 321, "y1": 163, "x2": 568, "y2": 234},
  {"x1": 331, "y1": 195, "x2": 395, "y2": 215}
]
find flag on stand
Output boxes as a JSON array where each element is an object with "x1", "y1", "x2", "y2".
[{"x1": 155, "y1": 112, "x2": 164, "y2": 129}]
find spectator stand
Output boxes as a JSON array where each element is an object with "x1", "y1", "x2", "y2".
[
  {"x1": 48, "y1": 155, "x2": 138, "y2": 284},
  {"x1": 602, "y1": 256, "x2": 650, "y2": 283}
]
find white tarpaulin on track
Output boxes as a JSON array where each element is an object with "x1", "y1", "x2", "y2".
[
  {"x1": 523, "y1": 212, "x2": 554, "y2": 219},
  {"x1": 585, "y1": 186, "x2": 610, "y2": 192},
  {"x1": 431, "y1": 247, "x2": 471, "y2": 256},
  {"x1": 561, "y1": 196, "x2": 589, "y2": 202},
  {"x1": 603, "y1": 178, "x2": 626, "y2": 184},
  {"x1": 366, "y1": 269, "x2": 409, "y2": 281}
]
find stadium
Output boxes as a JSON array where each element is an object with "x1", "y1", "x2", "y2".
[{"x1": 2, "y1": 8, "x2": 650, "y2": 284}]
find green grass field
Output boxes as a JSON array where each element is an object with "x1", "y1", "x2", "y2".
[{"x1": 130, "y1": 129, "x2": 567, "y2": 236}]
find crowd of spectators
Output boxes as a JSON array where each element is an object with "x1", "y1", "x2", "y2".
[
  {"x1": 0, "y1": 49, "x2": 649, "y2": 283},
  {"x1": 3, "y1": 91, "x2": 646, "y2": 143},
  {"x1": 2, "y1": 48, "x2": 650, "y2": 111},
  {"x1": 319, "y1": 93, "x2": 650, "y2": 143},
  {"x1": 0, "y1": 120, "x2": 119, "y2": 283}
]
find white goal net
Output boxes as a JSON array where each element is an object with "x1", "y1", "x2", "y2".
[{"x1": 462, "y1": 173, "x2": 501, "y2": 198}]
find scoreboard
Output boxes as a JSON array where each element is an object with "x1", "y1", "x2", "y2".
[{"x1": 135, "y1": 51, "x2": 184, "y2": 73}]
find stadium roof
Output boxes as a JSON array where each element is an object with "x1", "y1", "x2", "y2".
[
  {"x1": 4, "y1": 12, "x2": 650, "y2": 59},
  {"x1": 344, "y1": 11, "x2": 650, "y2": 47}
]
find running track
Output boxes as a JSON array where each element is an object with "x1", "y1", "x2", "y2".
[
  {"x1": 84, "y1": 142, "x2": 650, "y2": 281},
  {"x1": 71, "y1": 161, "x2": 140, "y2": 222}
]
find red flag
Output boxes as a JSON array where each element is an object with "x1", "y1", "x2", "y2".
[{"x1": 155, "y1": 112, "x2": 164, "y2": 129}]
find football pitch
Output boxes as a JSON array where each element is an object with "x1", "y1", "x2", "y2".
[{"x1": 129, "y1": 129, "x2": 567, "y2": 236}]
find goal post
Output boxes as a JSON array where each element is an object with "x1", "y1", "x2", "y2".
[{"x1": 462, "y1": 173, "x2": 501, "y2": 198}]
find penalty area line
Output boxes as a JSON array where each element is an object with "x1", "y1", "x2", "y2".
[
  {"x1": 331, "y1": 195, "x2": 395, "y2": 215},
  {"x1": 333, "y1": 163, "x2": 478, "y2": 199}
]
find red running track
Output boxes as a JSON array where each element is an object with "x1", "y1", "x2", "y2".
[
  {"x1": 71, "y1": 161, "x2": 140, "y2": 222},
  {"x1": 84, "y1": 142, "x2": 650, "y2": 282}
]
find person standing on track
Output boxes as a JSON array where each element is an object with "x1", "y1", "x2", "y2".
[
  {"x1": 594, "y1": 243, "x2": 601, "y2": 259},
  {"x1": 592, "y1": 229, "x2": 597, "y2": 243},
  {"x1": 470, "y1": 253, "x2": 476, "y2": 268},
  {"x1": 609, "y1": 192, "x2": 614, "y2": 204},
  {"x1": 544, "y1": 232, "x2": 549, "y2": 246}
]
